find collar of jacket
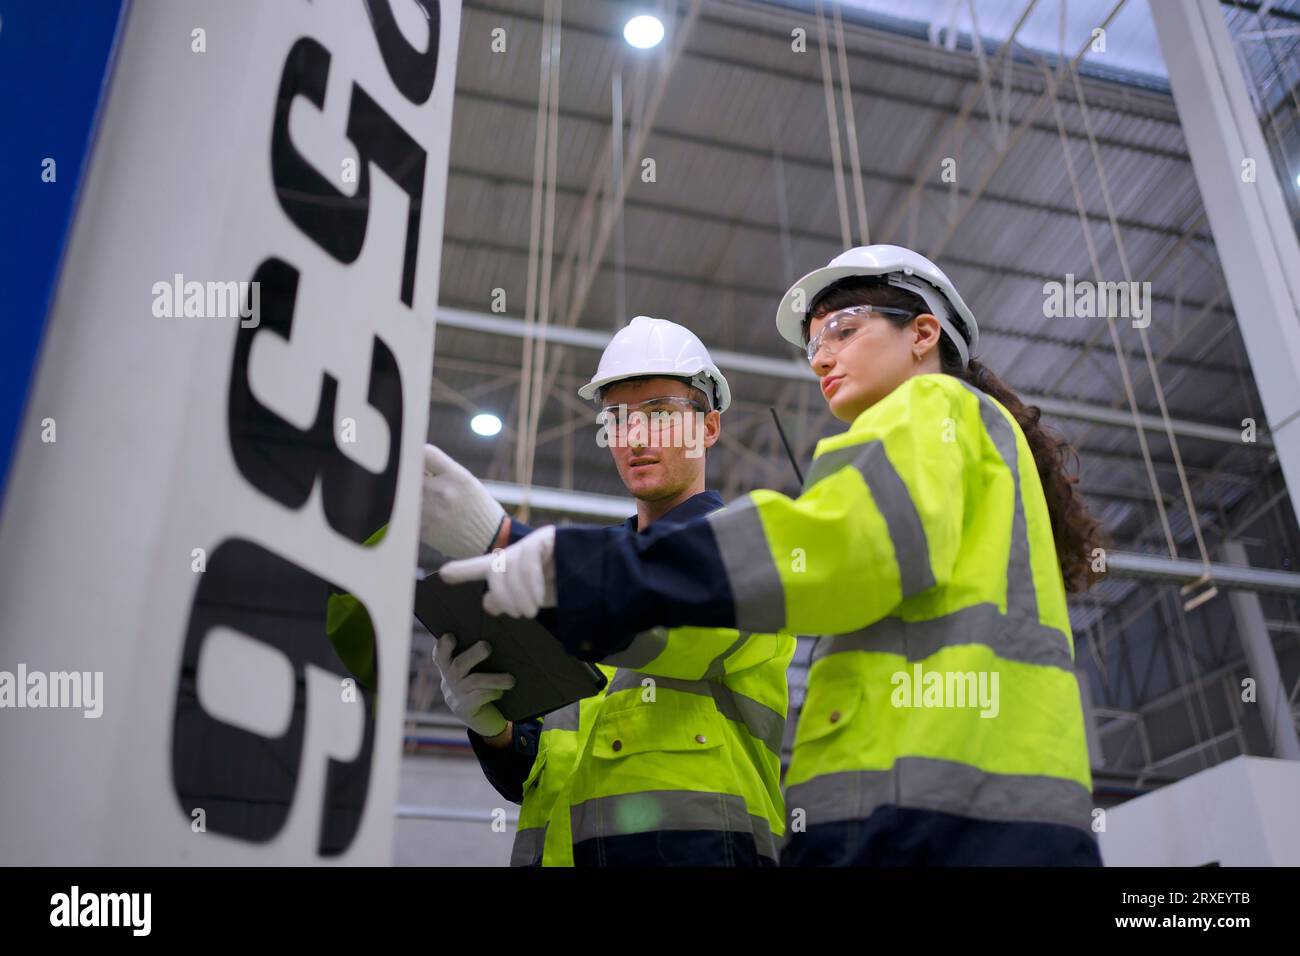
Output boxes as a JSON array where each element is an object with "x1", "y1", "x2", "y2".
[{"x1": 621, "y1": 489, "x2": 724, "y2": 535}]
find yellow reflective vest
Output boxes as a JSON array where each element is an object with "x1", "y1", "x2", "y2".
[
  {"x1": 550, "y1": 374, "x2": 1097, "y2": 862},
  {"x1": 508, "y1": 666, "x2": 608, "y2": 867},
  {"x1": 513, "y1": 629, "x2": 795, "y2": 867},
  {"x1": 559, "y1": 624, "x2": 794, "y2": 866},
  {"x1": 710, "y1": 375, "x2": 1094, "y2": 850},
  {"x1": 510, "y1": 493, "x2": 796, "y2": 866}
]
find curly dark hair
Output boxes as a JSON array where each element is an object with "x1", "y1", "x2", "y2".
[{"x1": 808, "y1": 276, "x2": 1104, "y2": 593}]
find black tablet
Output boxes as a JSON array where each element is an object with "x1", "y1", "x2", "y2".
[{"x1": 413, "y1": 571, "x2": 607, "y2": 722}]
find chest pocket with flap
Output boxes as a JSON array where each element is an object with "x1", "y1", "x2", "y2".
[
  {"x1": 794, "y1": 679, "x2": 865, "y2": 749},
  {"x1": 591, "y1": 692, "x2": 726, "y2": 759}
]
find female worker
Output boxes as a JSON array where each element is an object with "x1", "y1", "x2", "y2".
[{"x1": 442, "y1": 245, "x2": 1104, "y2": 866}]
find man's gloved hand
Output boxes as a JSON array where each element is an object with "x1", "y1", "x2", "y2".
[
  {"x1": 420, "y1": 444, "x2": 507, "y2": 558},
  {"x1": 432, "y1": 633, "x2": 515, "y2": 738},
  {"x1": 439, "y1": 525, "x2": 556, "y2": 618}
]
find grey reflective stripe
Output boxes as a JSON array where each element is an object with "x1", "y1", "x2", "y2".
[
  {"x1": 801, "y1": 444, "x2": 857, "y2": 491},
  {"x1": 571, "y1": 790, "x2": 779, "y2": 863},
  {"x1": 602, "y1": 627, "x2": 670, "y2": 669},
  {"x1": 706, "y1": 499, "x2": 786, "y2": 632},
  {"x1": 541, "y1": 701, "x2": 580, "y2": 733},
  {"x1": 958, "y1": 382, "x2": 1039, "y2": 621},
  {"x1": 604, "y1": 670, "x2": 786, "y2": 756},
  {"x1": 802, "y1": 440, "x2": 935, "y2": 599},
  {"x1": 784, "y1": 756, "x2": 1095, "y2": 836},
  {"x1": 811, "y1": 603, "x2": 1072, "y2": 672},
  {"x1": 604, "y1": 629, "x2": 747, "y2": 675},
  {"x1": 510, "y1": 825, "x2": 547, "y2": 867},
  {"x1": 605, "y1": 669, "x2": 656, "y2": 696},
  {"x1": 807, "y1": 387, "x2": 1071, "y2": 668},
  {"x1": 704, "y1": 632, "x2": 750, "y2": 679}
]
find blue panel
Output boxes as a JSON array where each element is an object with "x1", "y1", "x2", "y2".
[{"x1": 0, "y1": 0, "x2": 127, "y2": 507}]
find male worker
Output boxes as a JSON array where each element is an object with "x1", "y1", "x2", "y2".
[{"x1": 421, "y1": 316, "x2": 796, "y2": 866}]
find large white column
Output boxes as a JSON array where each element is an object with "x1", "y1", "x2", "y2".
[
  {"x1": 0, "y1": 0, "x2": 462, "y2": 864},
  {"x1": 1220, "y1": 541, "x2": 1300, "y2": 760},
  {"x1": 1150, "y1": 0, "x2": 1300, "y2": 533}
]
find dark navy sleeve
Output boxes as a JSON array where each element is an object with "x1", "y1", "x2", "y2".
[
  {"x1": 551, "y1": 516, "x2": 737, "y2": 660},
  {"x1": 467, "y1": 717, "x2": 541, "y2": 804}
]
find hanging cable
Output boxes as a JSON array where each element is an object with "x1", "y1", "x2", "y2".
[
  {"x1": 513, "y1": 1, "x2": 551, "y2": 507},
  {"x1": 522, "y1": 0, "x2": 563, "y2": 513},
  {"x1": 523, "y1": 0, "x2": 704, "y2": 456},
  {"x1": 1168, "y1": 590, "x2": 1230, "y2": 768},
  {"x1": 1158, "y1": 590, "x2": 1213, "y2": 771},
  {"x1": 611, "y1": 67, "x2": 627, "y2": 327},
  {"x1": 771, "y1": 139, "x2": 795, "y2": 280},
  {"x1": 1067, "y1": 62, "x2": 1217, "y2": 604},
  {"x1": 831, "y1": 1, "x2": 870, "y2": 244},
  {"x1": 1040, "y1": 58, "x2": 1180, "y2": 563},
  {"x1": 965, "y1": 0, "x2": 1005, "y2": 149},
  {"x1": 814, "y1": 0, "x2": 852, "y2": 248},
  {"x1": 514, "y1": 0, "x2": 563, "y2": 521}
]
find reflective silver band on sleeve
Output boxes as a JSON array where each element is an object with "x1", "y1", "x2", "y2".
[
  {"x1": 509, "y1": 825, "x2": 547, "y2": 866},
  {"x1": 803, "y1": 440, "x2": 936, "y2": 598},
  {"x1": 811, "y1": 603, "x2": 1073, "y2": 672},
  {"x1": 705, "y1": 499, "x2": 787, "y2": 633}
]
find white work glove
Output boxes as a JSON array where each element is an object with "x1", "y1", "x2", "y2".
[
  {"x1": 440, "y1": 525, "x2": 557, "y2": 618},
  {"x1": 420, "y1": 444, "x2": 507, "y2": 558},
  {"x1": 432, "y1": 633, "x2": 514, "y2": 738}
]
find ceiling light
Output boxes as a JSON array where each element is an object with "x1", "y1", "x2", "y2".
[
  {"x1": 624, "y1": 14, "x2": 664, "y2": 49},
  {"x1": 470, "y1": 413, "x2": 502, "y2": 437}
]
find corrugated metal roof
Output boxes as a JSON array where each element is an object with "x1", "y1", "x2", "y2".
[{"x1": 429, "y1": 0, "x2": 1300, "y2": 779}]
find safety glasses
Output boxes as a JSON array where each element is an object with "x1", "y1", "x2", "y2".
[
  {"x1": 598, "y1": 395, "x2": 706, "y2": 431},
  {"x1": 805, "y1": 304, "x2": 913, "y2": 365}
]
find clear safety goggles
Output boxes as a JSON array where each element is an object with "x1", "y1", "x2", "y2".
[
  {"x1": 597, "y1": 395, "x2": 706, "y2": 431},
  {"x1": 805, "y1": 304, "x2": 913, "y2": 365}
]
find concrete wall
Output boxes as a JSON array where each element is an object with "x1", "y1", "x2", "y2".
[
  {"x1": 1101, "y1": 756, "x2": 1300, "y2": 866},
  {"x1": 392, "y1": 751, "x2": 516, "y2": 867}
]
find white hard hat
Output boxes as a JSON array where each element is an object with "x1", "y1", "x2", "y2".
[
  {"x1": 578, "y1": 315, "x2": 732, "y2": 412},
  {"x1": 774, "y1": 244, "x2": 979, "y2": 366}
]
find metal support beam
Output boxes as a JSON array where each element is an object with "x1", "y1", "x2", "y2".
[
  {"x1": 472, "y1": 478, "x2": 1300, "y2": 596},
  {"x1": 442, "y1": 231, "x2": 1242, "y2": 377},
  {"x1": 437, "y1": 306, "x2": 1272, "y2": 447},
  {"x1": 1221, "y1": 540, "x2": 1300, "y2": 759},
  {"x1": 482, "y1": 480, "x2": 633, "y2": 519},
  {"x1": 395, "y1": 806, "x2": 520, "y2": 824},
  {"x1": 1151, "y1": 0, "x2": 1300, "y2": 533},
  {"x1": 1105, "y1": 548, "x2": 1300, "y2": 596}
]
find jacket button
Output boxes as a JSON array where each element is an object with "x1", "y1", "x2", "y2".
[
  {"x1": 611, "y1": 739, "x2": 623, "y2": 752},
  {"x1": 828, "y1": 710, "x2": 842, "y2": 724},
  {"x1": 695, "y1": 734, "x2": 707, "y2": 744}
]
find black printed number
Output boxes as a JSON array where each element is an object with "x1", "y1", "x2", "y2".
[
  {"x1": 227, "y1": 256, "x2": 403, "y2": 543},
  {"x1": 270, "y1": 36, "x2": 429, "y2": 306}
]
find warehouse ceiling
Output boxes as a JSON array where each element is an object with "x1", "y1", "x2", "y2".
[{"x1": 425, "y1": 0, "x2": 1300, "y2": 792}]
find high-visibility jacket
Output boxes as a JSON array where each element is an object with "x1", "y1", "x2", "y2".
[
  {"x1": 550, "y1": 375, "x2": 1099, "y2": 865},
  {"x1": 562, "y1": 621, "x2": 794, "y2": 866},
  {"x1": 507, "y1": 667, "x2": 612, "y2": 867},
  {"x1": 491, "y1": 491, "x2": 797, "y2": 867}
]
